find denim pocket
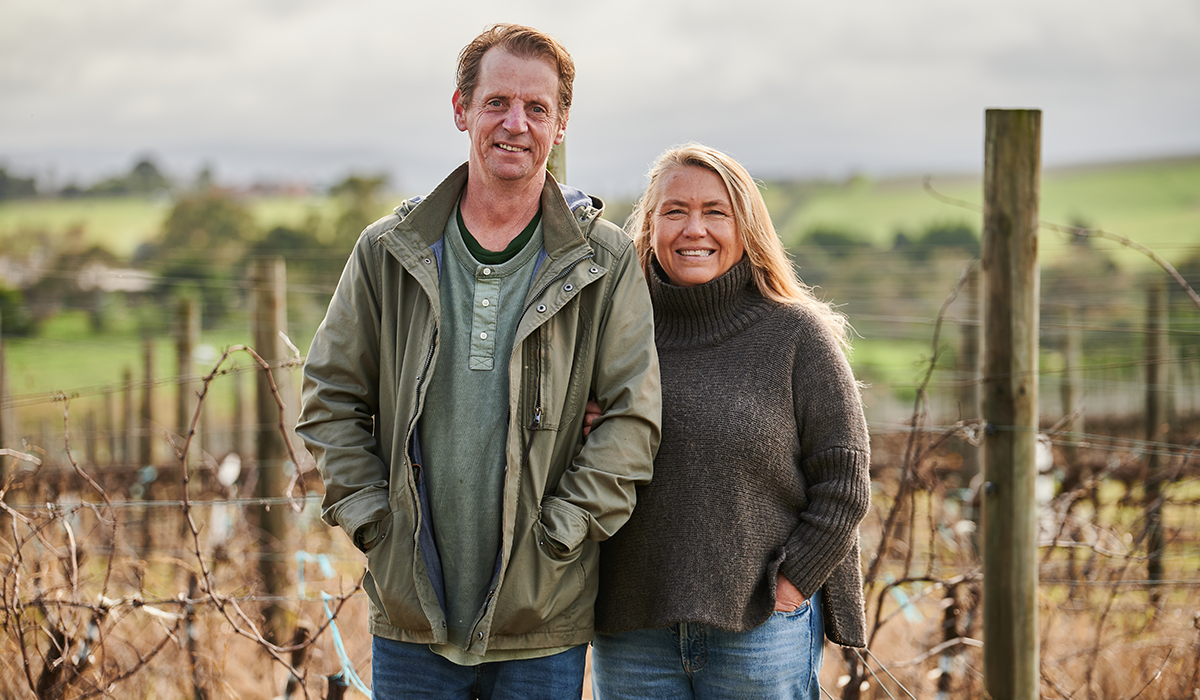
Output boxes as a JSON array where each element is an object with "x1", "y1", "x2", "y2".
[{"x1": 773, "y1": 598, "x2": 812, "y2": 619}]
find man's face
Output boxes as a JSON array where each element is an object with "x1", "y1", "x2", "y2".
[{"x1": 453, "y1": 48, "x2": 567, "y2": 187}]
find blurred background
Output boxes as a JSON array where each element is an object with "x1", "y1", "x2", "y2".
[
  {"x1": 2, "y1": 2, "x2": 1200, "y2": 698},
  {"x1": 3, "y1": 0, "x2": 1198, "y2": 194}
]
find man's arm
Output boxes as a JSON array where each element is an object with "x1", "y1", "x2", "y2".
[
  {"x1": 296, "y1": 232, "x2": 391, "y2": 545},
  {"x1": 540, "y1": 240, "x2": 661, "y2": 553}
]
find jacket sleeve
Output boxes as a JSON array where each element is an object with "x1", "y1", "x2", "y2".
[
  {"x1": 296, "y1": 231, "x2": 392, "y2": 539},
  {"x1": 779, "y1": 316, "x2": 872, "y2": 599},
  {"x1": 542, "y1": 238, "x2": 662, "y2": 550}
]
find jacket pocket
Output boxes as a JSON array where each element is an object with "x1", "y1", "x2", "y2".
[
  {"x1": 362, "y1": 508, "x2": 430, "y2": 631},
  {"x1": 489, "y1": 517, "x2": 589, "y2": 636}
]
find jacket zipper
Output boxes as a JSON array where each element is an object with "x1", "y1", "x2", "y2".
[
  {"x1": 524, "y1": 252, "x2": 594, "y2": 429},
  {"x1": 404, "y1": 324, "x2": 438, "y2": 541}
]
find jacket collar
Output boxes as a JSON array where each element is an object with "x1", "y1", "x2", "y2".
[{"x1": 394, "y1": 162, "x2": 592, "y2": 258}]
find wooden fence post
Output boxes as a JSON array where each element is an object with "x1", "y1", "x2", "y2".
[
  {"x1": 957, "y1": 266, "x2": 982, "y2": 547},
  {"x1": 1060, "y1": 306, "x2": 1084, "y2": 467},
  {"x1": 981, "y1": 108, "x2": 1041, "y2": 700},
  {"x1": 1, "y1": 308, "x2": 8, "y2": 528},
  {"x1": 233, "y1": 369, "x2": 246, "y2": 459},
  {"x1": 1144, "y1": 280, "x2": 1168, "y2": 606},
  {"x1": 176, "y1": 298, "x2": 199, "y2": 467},
  {"x1": 105, "y1": 392, "x2": 116, "y2": 466},
  {"x1": 140, "y1": 339, "x2": 154, "y2": 468},
  {"x1": 122, "y1": 368, "x2": 134, "y2": 466},
  {"x1": 547, "y1": 140, "x2": 566, "y2": 184},
  {"x1": 139, "y1": 341, "x2": 155, "y2": 554},
  {"x1": 252, "y1": 256, "x2": 291, "y2": 644},
  {"x1": 0, "y1": 307, "x2": 5, "y2": 453}
]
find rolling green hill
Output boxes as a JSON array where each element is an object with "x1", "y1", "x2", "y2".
[{"x1": 2, "y1": 154, "x2": 1198, "y2": 427}]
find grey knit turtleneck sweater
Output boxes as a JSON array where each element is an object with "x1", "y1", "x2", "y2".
[{"x1": 595, "y1": 258, "x2": 872, "y2": 647}]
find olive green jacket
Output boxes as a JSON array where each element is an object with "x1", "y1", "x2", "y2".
[{"x1": 297, "y1": 163, "x2": 661, "y2": 655}]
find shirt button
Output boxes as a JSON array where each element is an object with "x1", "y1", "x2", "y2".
[
  {"x1": 589, "y1": 267, "x2": 598, "y2": 274},
  {"x1": 481, "y1": 299, "x2": 490, "y2": 307},
  {"x1": 482, "y1": 267, "x2": 492, "y2": 276},
  {"x1": 480, "y1": 332, "x2": 488, "y2": 340},
  {"x1": 563, "y1": 283, "x2": 574, "y2": 292},
  {"x1": 536, "y1": 304, "x2": 547, "y2": 313}
]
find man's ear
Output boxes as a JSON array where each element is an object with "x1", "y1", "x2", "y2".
[
  {"x1": 452, "y1": 90, "x2": 468, "y2": 133},
  {"x1": 554, "y1": 110, "x2": 569, "y2": 145}
]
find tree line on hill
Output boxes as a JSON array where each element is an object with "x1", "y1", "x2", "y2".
[
  {"x1": 0, "y1": 158, "x2": 175, "y2": 200},
  {"x1": 0, "y1": 157, "x2": 387, "y2": 338}
]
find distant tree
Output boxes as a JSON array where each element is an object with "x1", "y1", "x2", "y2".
[
  {"x1": 0, "y1": 286, "x2": 35, "y2": 336},
  {"x1": 25, "y1": 243, "x2": 122, "y2": 331},
  {"x1": 0, "y1": 167, "x2": 37, "y2": 200},
  {"x1": 85, "y1": 156, "x2": 172, "y2": 196},
  {"x1": 922, "y1": 223, "x2": 979, "y2": 255},
  {"x1": 330, "y1": 173, "x2": 389, "y2": 248},
  {"x1": 193, "y1": 163, "x2": 216, "y2": 193},
  {"x1": 142, "y1": 192, "x2": 256, "y2": 325},
  {"x1": 894, "y1": 222, "x2": 978, "y2": 261},
  {"x1": 801, "y1": 227, "x2": 872, "y2": 258},
  {"x1": 247, "y1": 223, "x2": 344, "y2": 281}
]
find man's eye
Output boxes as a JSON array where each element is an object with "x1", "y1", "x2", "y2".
[{"x1": 488, "y1": 99, "x2": 504, "y2": 107}]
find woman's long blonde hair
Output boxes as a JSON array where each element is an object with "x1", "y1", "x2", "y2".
[{"x1": 626, "y1": 143, "x2": 849, "y2": 349}]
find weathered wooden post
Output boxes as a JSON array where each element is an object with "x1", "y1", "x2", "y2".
[
  {"x1": 140, "y1": 339, "x2": 155, "y2": 468},
  {"x1": 139, "y1": 341, "x2": 155, "y2": 554},
  {"x1": 231, "y1": 368, "x2": 247, "y2": 460},
  {"x1": 981, "y1": 108, "x2": 1041, "y2": 700},
  {"x1": 0, "y1": 308, "x2": 5, "y2": 452},
  {"x1": 175, "y1": 298, "x2": 199, "y2": 465},
  {"x1": 122, "y1": 368, "x2": 134, "y2": 466},
  {"x1": 547, "y1": 141, "x2": 566, "y2": 184},
  {"x1": 252, "y1": 256, "x2": 291, "y2": 644},
  {"x1": 105, "y1": 392, "x2": 117, "y2": 466},
  {"x1": 85, "y1": 411, "x2": 97, "y2": 466},
  {"x1": 1060, "y1": 306, "x2": 1084, "y2": 468},
  {"x1": 957, "y1": 266, "x2": 982, "y2": 548},
  {"x1": 1144, "y1": 280, "x2": 1168, "y2": 606},
  {"x1": 0, "y1": 308, "x2": 8, "y2": 527}
]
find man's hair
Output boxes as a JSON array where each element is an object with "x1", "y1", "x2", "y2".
[
  {"x1": 456, "y1": 23, "x2": 574, "y2": 122},
  {"x1": 626, "y1": 143, "x2": 850, "y2": 349}
]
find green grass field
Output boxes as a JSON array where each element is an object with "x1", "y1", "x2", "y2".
[
  {"x1": 3, "y1": 154, "x2": 1199, "y2": 428},
  {"x1": 0, "y1": 193, "x2": 342, "y2": 258},
  {"x1": 764, "y1": 155, "x2": 1200, "y2": 269}
]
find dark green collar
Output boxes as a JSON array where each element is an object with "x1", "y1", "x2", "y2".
[{"x1": 457, "y1": 202, "x2": 542, "y2": 264}]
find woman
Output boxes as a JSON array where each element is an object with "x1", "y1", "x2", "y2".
[{"x1": 588, "y1": 144, "x2": 871, "y2": 700}]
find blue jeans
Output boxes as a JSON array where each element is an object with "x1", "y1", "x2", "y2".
[
  {"x1": 591, "y1": 592, "x2": 824, "y2": 700},
  {"x1": 370, "y1": 636, "x2": 587, "y2": 700}
]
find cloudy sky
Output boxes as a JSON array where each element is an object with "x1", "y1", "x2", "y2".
[{"x1": 2, "y1": 0, "x2": 1198, "y2": 198}]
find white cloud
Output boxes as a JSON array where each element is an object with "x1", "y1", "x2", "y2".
[{"x1": 1, "y1": 0, "x2": 1197, "y2": 194}]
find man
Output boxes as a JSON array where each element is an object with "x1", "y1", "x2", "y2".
[{"x1": 296, "y1": 24, "x2": 661, "y2": 699}]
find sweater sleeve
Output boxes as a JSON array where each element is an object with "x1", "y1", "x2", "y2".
[{"x1": 778, "y1": 314, "x2": 872, "y2": 599}]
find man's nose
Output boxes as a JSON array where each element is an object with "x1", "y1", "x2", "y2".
[{"x1": 503, "y1": 104, "x2": 528, "y2": 133}]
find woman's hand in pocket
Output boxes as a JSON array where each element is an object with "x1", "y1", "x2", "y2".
[{"x1": 775, "y1": 573, "x2": 807, "y2": 612}]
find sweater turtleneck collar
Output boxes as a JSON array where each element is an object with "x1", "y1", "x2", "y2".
[{"x1": 649, "y1": 255, "x2": 775, "y2": 348}]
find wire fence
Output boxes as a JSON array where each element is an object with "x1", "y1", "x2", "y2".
[{"x1": 3, "y1": 218, "x2": 1200, "y2": 698}]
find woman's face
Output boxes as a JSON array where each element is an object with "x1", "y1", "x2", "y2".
[{"x1": 651, "y1": 165, "x2": 744, "y2": 287}]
